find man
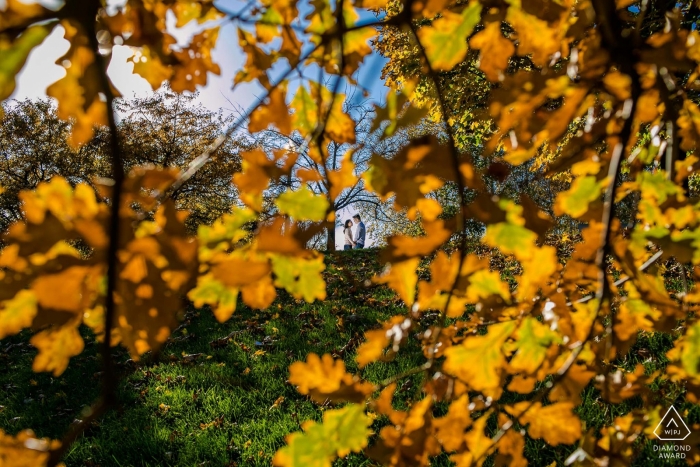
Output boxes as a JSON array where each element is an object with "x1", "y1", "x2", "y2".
[{"x1": 352, "y1": 214, "x2": 365, "y2": 249}]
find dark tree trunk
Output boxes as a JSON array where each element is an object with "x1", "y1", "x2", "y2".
[{"x1": 326, "y1": 225, "x2": 336, "y2": 251}]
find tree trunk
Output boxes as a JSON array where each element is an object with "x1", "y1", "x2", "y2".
[{"x1": 326, "y1": 225, "x2": 336, "y2": 251}]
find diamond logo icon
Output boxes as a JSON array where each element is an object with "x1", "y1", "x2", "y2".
[{"x1": 654, "y1": 406, "x2": 691, "y2": 441}]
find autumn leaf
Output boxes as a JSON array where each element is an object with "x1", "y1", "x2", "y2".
[
  {"x1": 273, "y1": 404, "x2": 371, "y2": 467},
  {"x1": 272, "y1": 255, "x2": 327, "y2": 302},
  {"x1": 469, "y1": 22, "x2": 514, "y2": 81},
  {"x1": 30, "y1": 319, "x2": 84, "y2": 377},
  {"x1": 47, "y1": 20, "x2": 108, "y2": 147},
  {"x1": 554, "y1": 176, "x2": 606, "y2": 218},
  {"x1": 0, "y1": 290, "x2": 37, "y2": 340},
  {"x1": 374, "y1": 258, "x2": 420, "y2": 306},
  {"x1": 418, "y1": 3, "x2": 482, "y2": 71},
  {"x1": 276, "y1": 187, "x2": 329, "y2": 221},
  {"x1": 506, "y1": 401, "x2": 582, "y2": 446},
  {"x1": 188, "y1": 274, "x2": 239, "y2": 322},
  {"x1": 0, "y1": 23, "x2": 55, "y2": 102},
  {"x1": 288, "y1": 353, "x2": 374, "y2": 403},
  {"x1": 0, "y1": 429, "x2": 62, "y2": 467},
  {"x1": 433, "y1": 394, "x2": 471, "y2": 451},
  {"x1": 443, "y1": 321, "x2": 517, "y2": 392},
  {"x1": 509, "y1": 317, "x2": 561, "y2": 374},
  {"x1": 249, "y1": 84, "x2": 293, "y2": 134}
]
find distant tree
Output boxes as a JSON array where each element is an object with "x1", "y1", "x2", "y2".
[
  {"x1": 113, "y1": 87, "x2": 244, "y2": 231},
  {"x1": 0, "y1": 99, "x2": 107, "y2": 232},
  {"x1": 0, "y1": 89, "x2": 244, "y2": 233}
]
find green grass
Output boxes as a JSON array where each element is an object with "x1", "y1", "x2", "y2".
[{"x1": 0, "y1": 249, "x2": 694, "y2": 466}]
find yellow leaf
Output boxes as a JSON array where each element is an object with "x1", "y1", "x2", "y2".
[
  {"x1": 289, "y1": 353, "x2": 374, "y2": 403},
  {"x1": 510, "y1": 317, "x2": 561, "y2": 373},
  {"x1": 374, "y1": 258, "x2": 420, "y2": 306},
  {"x1": 31, "y1": 266, "x2": 95, "y2": 313},
  {"x1": 188, "y1": 274, "x2": 239, "y2": 322},
  {"x1": 30, "y1": 319, "x2": 84, "y2": 376},
  {"x1": 506, "y1": 401, "x2": 582, "y2": 446},
  {"x1": 0, "y1": 429, "x2": 62, "y2": 467},
  {"x1": 328, "y1": 151, "x2": 358, "y2": 200},
  {"x1": 0, "y1": 23, "x2": 55, "y2": 101},
  {"x1": 249, "y1": 84, "x2": 292, "y2": 134},
  {"x1": 554, "y1": 176, "x2": 606, "y2": 218},
  {"x1": 47, "y1": 20, "x2": 108, "y2": 147},
  {"x1": 241, "y1": 275, "x2": 277, "y2": 309},
  {"x1": 276, "y1": 187, "x2": 329, "y2": 221},
  {"x1": 433, "y1": 395, "x2": 471, "y2": 451},
  {"x1": 0, "y1": 290, "x2": 37, "y2": 340},
  {"x1": 210, "y1": 256, "x2": 271, "y2": 288},
  {"x1": 465, "y1": 270, "x2": 511, "y2": 303},
  {"x1": 506, "y1": 6, "x2": 561, "y2": 67},
  {"x1": 443, "y1": 321, "x2": 516, "y2": 391},
  {"x1": 469, "y1": 22, "x2": 514, "y2": 81},
  {"x1": 418, "y1": 3, "x2": 483, "y2": 71}
]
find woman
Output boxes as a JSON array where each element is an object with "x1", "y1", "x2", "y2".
[{"x1": 343, "y1": 219, "x2": 355, "y2": 250}]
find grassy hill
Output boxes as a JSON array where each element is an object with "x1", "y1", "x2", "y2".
[{"x1": 0, "y1": 249, "x2": 693, "y2": 466}]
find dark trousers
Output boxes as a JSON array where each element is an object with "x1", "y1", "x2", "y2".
[
  {"x1": 344, "y1": 244, "x2": 352, "y2": 250},
  {"x1": 354, "y1": 243, "x2": 364, "y2": 249}
]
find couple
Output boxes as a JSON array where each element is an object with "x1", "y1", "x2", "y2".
[{"x1": 343, "y1": 215, "x2": 365, "y2": 250}]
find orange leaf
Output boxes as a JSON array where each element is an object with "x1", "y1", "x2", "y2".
[{"x1": 288, "y1": 353, "x2": 374, "y2": 403}]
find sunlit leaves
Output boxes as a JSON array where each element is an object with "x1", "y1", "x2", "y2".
[
  {"x1": 0, "y1": 291, "x2": 37, "y2": 340},
  {"x1": 30, "y1": 319, "x2": 84, "y2": 376},
  {"x1": 443, "y1": 321, "x2": 517, "y2": 392},
  {"x1": 417, "y1": 2, "x2": 482, "y2": 71},
  {"x1": 272, "y1": 255, "x2": 327, "y2": 302},
  {"x1": 469, "y1": 22, "x2": 514, "y2": 82},
  {"x1": 0, "y1": 429, "x2": 62, "y2": 467},
  {"x1": 288, "y1": 353, "x2": 374, "y2": 403},
  {"x1": 506, "y1": 401, "x2": 582, "y2": 446},
  {"x1": 554, "y1": 176, "x2": 606, "y2": 218},
  {"x1": 510, "y1": 317, "x2": 561, "y2": 374},
  {"x1": 276, "y1": 187, "x2": 330, "y2": 221},
  {"x1": 273, "y1": 404, "x2": 371, "y2": 467},
  {"x1": 0, "y1": 23, "x2": 55, "y2": 103},
  {"x1": 47, "y1": 21, "x2": 108, "y2": 147}
]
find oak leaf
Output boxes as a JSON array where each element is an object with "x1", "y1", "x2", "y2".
[
  {"x1": 443, "y1": 321, "x2": 517, "y2": 392},
  {"x1": 30, "y1": 319, "x2": 84, "y2": 376},
  {"x1": 418, "y1": 3, "x2": 483, "y2": 71},
  {"x1": 288, "y1": 353, "x2": 374, "y2": 403},
  {"x1": 470, "y1": 22, "x2": 514, "y2": 82},
  {"x1": 273, "y1": 404, "x2": 371, "y2": 467},
  {"x1": 506, "y1": 401, "x2": 582, "y2": 446}
]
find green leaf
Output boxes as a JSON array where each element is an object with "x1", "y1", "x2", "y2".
[
  {"x1": 554, "y1": 176, "x2": 604, "y2": 218},
  {"x1": 276, "y1": 187, "x2": 329, "y2": 221},
  {"x1": 466, "y1": 270, "x2": 510, "y2": 303},
  {"x1": 483, "y1": 222, "x2": 537, "y2": 260},
  {"x1": 291, "y1": 86, "x2": 318, "y2": 134},
  {"x1": 272, "y1": 255, "x2": 327, "y2": 302},
  {"x1": 0, "y1": 22, "x2": 56, "y2": 101},
  {"x1": 418, "y1": 2, "x2": 482, "y2": 71},
  {"x1": 638, "y1": 171, "x2": 683, "y2": 204},
  {"x1": 273, "y1": 404, "x2": 371, "y2": 467},
  {"x1": 681, "y1": 321, "x2": 700, "y2": 378},
  {"x1": 510, "y1": 317, "x2": 561, "y2": 373},
  {"x1": 187, "y1": 275, "x2": 239, "y2": 322}
]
